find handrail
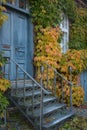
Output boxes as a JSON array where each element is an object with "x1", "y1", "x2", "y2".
[
  {"x1": 38, "y1": 62, "x2": 73, "y2": 111},
  {"x1": 43, "y1": 62, "x2": 73, "y2": 86},
  {"x1": 10, "y1": 58, "x2": 50, "y2": 94}
]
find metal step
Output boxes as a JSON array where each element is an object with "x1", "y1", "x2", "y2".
[
  {"x1": 18, "y1": 96, "x2": 57, "y2": 107},
  {"x1": 11, "y1": 82, "x2": 37, "y2": 89},
  {"x1": 43, "y1": 111, "x2": 74, "y2": 129},
  {"x1": 11, "y1": 79, "x2": 32, "y2": 85},
  {"x1": 11, "y1": 90, "x2": 41, "y2": 98},
  {"x1": 27, "y1": 103, "x2": 66, "y2": 117}
]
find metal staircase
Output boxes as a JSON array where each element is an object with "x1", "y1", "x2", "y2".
[{"x1": 4, "y1": 58, "x2": 74, "y2": 130}]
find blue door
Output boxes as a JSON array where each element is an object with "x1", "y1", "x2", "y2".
[
  {"x1": 0, "y1": 10, "x2": 13, "y2": 78},
  {"x1": 13, "y1": 12, "x2": 28, "y2": 79},
  {"x1": 80, "y1": 70, "x2": 87, "y2": 101},
  {"x1": 0, "y1": 8, "x2": 33, "y2": 80}
]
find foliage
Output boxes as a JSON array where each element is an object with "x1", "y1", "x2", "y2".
[
  {"x1": 59, "y1": 116, "x2": 87, "y2": 130},
  {"x1": 0, "y1": 0, "x2": 8, "y2": 27},
  {"x1": 29, "y1": 0, "x2": 62, "y2": 28},
  {"x1": 34, "y1": 26, "x2": 62, "y2": 82},
  {"x1": 59, "y1": 49, "x2": 87, "y2": 75},
  {"x1": 69, "y1": 8, "x2": 87, "y2": 49},
  {"x1": 59, "y1": 0, "x2": 77, "y2": 22},
  {"x1": 0, "y1": 92, "x2": 9, "y2": 117},
  {"x1": 34, "y1": 26, "x2": 62, "y2": 68},
  {"x1": 56, "y1": 85, "x2": 84, "y2": 106},
  {"x1": 0, "y1": 1, "x2": 10, "y2": 118},
  {"x1": 0, "y1": 52, "x2": 10, "y2": 117},
  {"x1": 29, "y1": 0, "x2": 87, "y2": 107}
]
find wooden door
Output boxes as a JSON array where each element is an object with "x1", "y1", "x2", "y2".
[
  {"x1": 13, "y1": 12, "x2": 28, "y2": 79},
  {"x1": 0, "y1": 10, "x2": 13, "y2": 79},
  {"x1": 0, "y1": 10, "x2": 29, "y2": 80}
]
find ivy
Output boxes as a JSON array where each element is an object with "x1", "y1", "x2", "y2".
[
  {"x1": 29, "y1": 0, "x2": 62, "y2": 28},
  {"x1": 69, "y1": 8, "x2": 87, "y2": 49},
  {"x1": 0, "y1": 1, "x2": 10, "y2": 118},
  {"x1": 28, "y1": 0, "x2": 87, "y2": 106},
  {"x1": 0, "y1": 0, "x2": 8, "y2": 27},
  {"x1": 59, "y1": 0, "x2": 77, "y2": 22}
]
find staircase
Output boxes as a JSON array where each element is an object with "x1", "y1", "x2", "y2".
[{"x1": 4, "y1": 58, "x2": 74, "y2": 130}]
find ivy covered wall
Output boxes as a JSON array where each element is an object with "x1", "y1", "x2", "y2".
[{"x1": 29, "y1": 0, "x2": 87, "y2": 50}]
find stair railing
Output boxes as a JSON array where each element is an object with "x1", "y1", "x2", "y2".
[
  {"x1": 36, "y1": 62, "x2": 73, "y2": 111},
  {"x1": 3, "y1": 58, "x2": 50, "y2": 130}
]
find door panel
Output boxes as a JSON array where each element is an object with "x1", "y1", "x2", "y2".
[
  {"x1": 0, "y1": 11, "x2": 12, "y2": 79},
  {"x1": 1, "y1": 12, "x2": 12, "y2": 45},
  {"x1": 13, "y1": 12, "x2": 27, "y2": 79}
]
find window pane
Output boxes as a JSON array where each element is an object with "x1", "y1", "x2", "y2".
[
  {"x1": 7, "y1": 0, "x2": 15, "y2": 5},
  {"x1": 60, "y1": 14, "x2": 69, "y2": 53},
  {"x1": 19, "y1": 0, "x2": 26, "y2": 9}
]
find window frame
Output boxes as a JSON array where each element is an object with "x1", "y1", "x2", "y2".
[{"x1": 60, "y1": 14, "x2": 69, "y2": 53}]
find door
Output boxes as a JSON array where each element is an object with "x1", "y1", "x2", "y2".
[
  {"x1": 0, "y1": 10, "x2": 29, "y2": 80},
  {"x1": 0, "y1": 10, "x2": 13, "y2": 79},
  {"x1": 13, "y1": 12, "x2": 28, "y2": 79},
  {"x1": 80, "y1": 70, "x2": 87, "y2": 101}
]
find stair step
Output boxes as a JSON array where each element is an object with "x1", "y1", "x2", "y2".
[
  {"x1": 11, "y1": 83, "x2": 37, "y2": 89},
  {"x1": 28, "y1": 103, "x2": 66, "y2": 117},
  {"x1": 11, "y1": 90, "x2": 41, "y2": 98},
  {"x1": 11, "y1": 80, "x2": 32, "y2": 84},
  {"x1": 43, "y1": 111, "x2": 74, "y2": 129},
  {"x1": 19, "y1": 96, "x2": 57, "y2": 107}
]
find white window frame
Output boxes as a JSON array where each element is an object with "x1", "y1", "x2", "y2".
[{"x1": 60, "y1": 14, "x2": 69, "y2": 53}]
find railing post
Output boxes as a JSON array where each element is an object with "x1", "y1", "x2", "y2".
[
  {"x1": 54, "y1": 70, "x2": 57, "y2": 96},
  {"x1": 23, "y1": 73, "x2": 26, "y2": 105},
  {"x1": 8, "y1": 58, "x2": 10, "y2": 80},
  {"x1": 40, "y1": 65, "x2": 44, "y2": 130},
  {"x1": 61, "y1": 78, "x2": 64, "y2": 103},
  {"x1": 16, "y1": 65, "x2": 18, "y2": 95},
  {"x1": 32, "y1": 81, "x2": 34, "y2": 116},
  {"x1": 68, "y1": 66, "x2": 73, "y2": 111},
  {"x1": 46, "y1": 65, "x2": 49, "y2": 89}
]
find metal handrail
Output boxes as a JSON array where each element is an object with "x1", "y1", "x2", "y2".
[
  {"x1": 44, "y1": 62, "x2": 73, "y2": 86},
  {"x1": 10, "y1": 58, "x2": 50, "y2": 94},
  {"x1": 6, "y1": 58, "x2": 52, "y2": 130},
  {"x1": 38, "y1": 62, "x2": 73, "y2": 111}
]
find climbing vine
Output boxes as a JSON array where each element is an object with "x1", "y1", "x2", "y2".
[
  {"x1": 29, "y1": 0, "x2": 62, "y2": 28},
  {"x1": 29, "y1": 0, "x2": 87, "y2": 106},
  {"x1": 0, "y1": 1, "x2": 10, "y2": 118},
  {"x1": 69, "y1": 8, "x2": 87, "y2": 49},
  {"x1": 34, "y1": 26, "x2": 62, "y2": 68},
  {"x1": 0, "y1": 0, "x2": 8, "y2": 27},
  {"x1": 0, "y1": 52, "x2": 10, "y2": 117}
]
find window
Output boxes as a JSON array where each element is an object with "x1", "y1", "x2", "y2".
[
  {"x1": 7, "y1": 0, "x2": 16, "y2": 5},
  {"x1": 7, "y1": 0, "x2": 27, "y2": 10},
  {"x1": 19, "y1": 0, "x2": 26, "y2": 9},
  {"x1": 60, "y1": 14, "x2": 69, "y2": 53}
]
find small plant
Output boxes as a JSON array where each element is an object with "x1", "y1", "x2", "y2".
[
  {"x1": 56, "y1": 85, "x2": 84, "y2": 106},
  {"x1": 0, "y1": 0, "x2": 8, "y2": 27},
  {"x1": 59, "y1": 116, "x2": 87, "y2": 130},
  {"x1": 0, "y1": 52, "x2": 10, "y2": 118}
]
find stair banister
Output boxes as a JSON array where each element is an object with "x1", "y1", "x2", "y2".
[
  {"x1": 3, "y1": 58, "x2": 74, "y2": 130},
  {"x1": 3, "y1": 58, "x2": 52, "y2": 130},
  {"x1": 40, "y1": 62, "x2": 73, "y2": 110},
  {"x1": 10, "y1": 58, "x2": 51, "y2": 94}
]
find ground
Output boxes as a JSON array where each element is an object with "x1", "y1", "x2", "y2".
[{"x1": 0, "y1": 102, "x2": 87, "y2": 130}]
